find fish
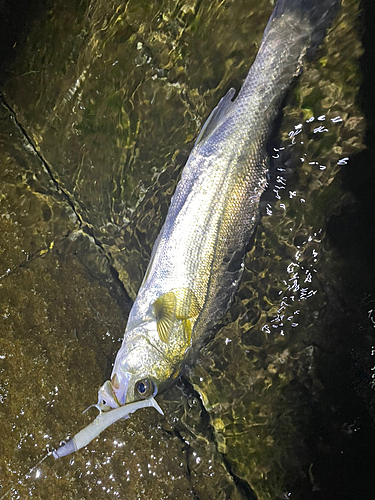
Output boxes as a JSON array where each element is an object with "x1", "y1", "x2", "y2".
[{"x1": 53, "y1": 0, "x2": 340, "y2": 458}]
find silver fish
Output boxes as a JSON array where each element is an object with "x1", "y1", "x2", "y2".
[{"x1": 54, "y1": 0, "x2": 340, "y2": 458}]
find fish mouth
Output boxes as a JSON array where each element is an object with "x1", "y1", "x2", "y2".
[
  {"x1": 97, "y1": 369, "x2": 134, "y2": 409},
  {"x1": 97, "y1": 380, "x2": 121, "y2": 410}
]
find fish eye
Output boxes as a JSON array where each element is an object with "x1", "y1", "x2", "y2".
[{"x1": 135, "y1": 378, "x2": 154, "y2": 398}]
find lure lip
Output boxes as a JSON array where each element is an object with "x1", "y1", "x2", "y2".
[{"x1": 52, "y1": 396, "x2": 164, "y2": 459}]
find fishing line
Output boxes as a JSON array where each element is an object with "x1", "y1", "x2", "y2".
[{"x1": 0, "y1": 447, "x2": 56, "y2": 500}]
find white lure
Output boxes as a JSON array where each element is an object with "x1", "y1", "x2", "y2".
[{"x1": 52, "y1": 397, "x2": 163, "y2": 459}]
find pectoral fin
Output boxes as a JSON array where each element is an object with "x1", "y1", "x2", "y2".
[
  {"x1": 153, "y1": 288, "x2": 201, "y2": 343},
  {"x1": 153, "y1": 291, "x2": 176, "y2": 343}
]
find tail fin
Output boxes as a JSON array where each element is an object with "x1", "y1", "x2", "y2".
[{"x1": 265, "y1": 0, "x2": 341, "y2": 56}]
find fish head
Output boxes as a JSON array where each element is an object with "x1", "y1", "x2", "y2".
[
  {"x1": 97, "y1": 287, "x2": 201, "y2": 409},
  {"x1": 97, "y1": 326, "x2": 176, "y2": 409}
]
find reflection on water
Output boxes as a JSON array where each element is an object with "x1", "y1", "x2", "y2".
[{"x1": 0, "y1": 0, "x2": 369, "y2": 498}]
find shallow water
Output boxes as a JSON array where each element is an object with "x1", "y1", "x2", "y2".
[{"x1": 0, "y1": 0, "x2": 372, "y2": 498}]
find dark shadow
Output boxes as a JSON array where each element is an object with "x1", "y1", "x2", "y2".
[{"x1": 0, "y1": 0, "x2": 49, "y2": 82}]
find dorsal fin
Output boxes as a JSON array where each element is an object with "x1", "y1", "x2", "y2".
[{"x1": 194, "y1": 87, "x2": 236, "y2": 147}]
